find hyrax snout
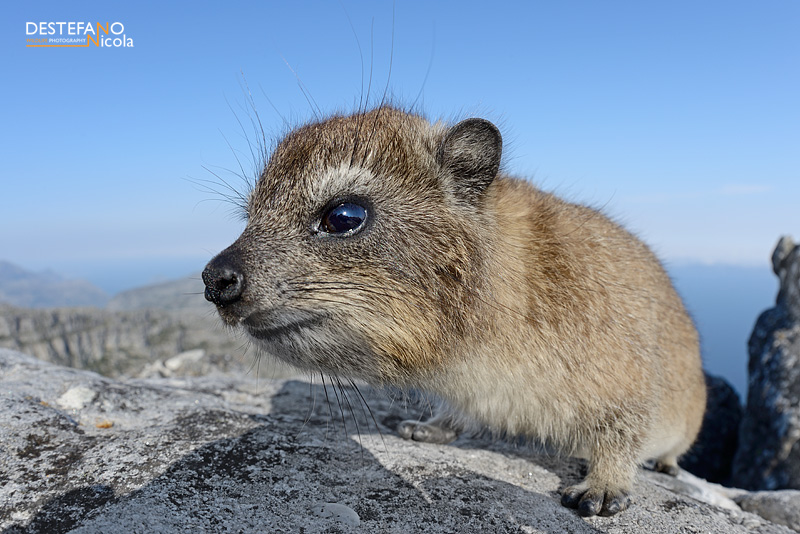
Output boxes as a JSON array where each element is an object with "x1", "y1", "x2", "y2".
[{"x1": 202, "y1": 106, "x2": 707, "y2": 517}]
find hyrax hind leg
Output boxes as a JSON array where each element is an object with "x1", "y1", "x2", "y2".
[
  {"x1": 397, "y1": 406, "x2": 460, "y2": 445},
  {"x1": 561, "y1": 439, "x2": 638, "y2": 517},
  {"x1": 654, "y1": 455, "x2": 681, "y2": 477}
]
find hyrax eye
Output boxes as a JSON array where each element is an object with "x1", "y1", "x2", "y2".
[{"x1": 319, "y1": 202, "x2": 367, "y2": 235}]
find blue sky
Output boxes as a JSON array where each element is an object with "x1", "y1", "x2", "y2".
[{"x1": 2, "y1": 1, "x2": 798, "y2": 291}]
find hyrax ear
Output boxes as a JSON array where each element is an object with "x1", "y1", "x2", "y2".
[{"x1": 437, "y1": 118, "x2": 502, "y2": 204}]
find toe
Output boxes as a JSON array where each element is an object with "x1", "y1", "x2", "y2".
[
  {"x1": 655, "y1": 463, "x2": 681, "y2": 477},
  {"x1": 561, "y1": 485, "x2": 585, "y2": 508},
  {"x1": 396, "y1": 421, "x2": 416, "y2": 440},
  {"x1": 561, "y1": 485, "x2": 631, "y2": 517},
  {"x1": 578, "y1": 490, "x2": 604, "y2": 517},
  {"x1": 396, "y1": 420, "x2": 457, "y2": 444},
  {"x1": 600, "y1": 491, "x2": 631, "y2": 516}
]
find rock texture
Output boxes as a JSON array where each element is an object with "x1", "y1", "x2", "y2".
[
  {"x1": 0, "y1": 272, "x2": 305, "y2": 381},
  {"x1": 733, "y1": 236, "x2": 800, "y2": 491},
  {"x1": 737, "y1": 491, "x2": 800, "y2": 532},
  {"x1": 0, "y1": 349, "x2": 793, "y2": 534},
  {"x1": 0, "y1": 304, "x2": 294, "y2": 380}
]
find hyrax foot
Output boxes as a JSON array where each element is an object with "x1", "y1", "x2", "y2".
[
  {"x1": 397, "y1": 420, "x2": 458, "y2": 444},
  {"x1": 561, "y1": 483, "x2": 631, "y2": 517},
  {"x1": 654, "y1": 460, "x2": 681, "y2": 477}
]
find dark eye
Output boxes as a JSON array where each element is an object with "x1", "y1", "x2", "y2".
[{"x1": 320, "y1": 202, "x2": 368, "y2": 235}]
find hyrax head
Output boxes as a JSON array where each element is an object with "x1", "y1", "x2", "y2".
[{"x1": 202, "y1": 107, "x2": 502, "y2": 384}]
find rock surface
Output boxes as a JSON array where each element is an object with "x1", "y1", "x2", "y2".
[
  {"x1": 733, "y1": 236, "x2": 800, "y2": 491},
  {"x1": 737, "y1": 491, "x2": 800, "y2": 532},
  {"x1": 0, "y1": 349, "x2": 793, "y2": 534}
]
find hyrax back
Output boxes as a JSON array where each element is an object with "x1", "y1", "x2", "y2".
[{"x1": 202, "y1": 106, "x2": 707, "y2": 517}]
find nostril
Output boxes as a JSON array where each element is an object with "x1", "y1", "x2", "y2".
[{"x1": 202, "y1": 265, "x2": 245, "y2": 306}]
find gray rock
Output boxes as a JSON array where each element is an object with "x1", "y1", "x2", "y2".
[
  {"x1": 680, "y1": 372, "x2": 742, "y2": 484},
  {"x1": 647, "y1": 469, "x2": 740, "y2": 511},
  {"x1": 773, "y1": 237, "x2": 800, "y2": 321},
  {"x1": 733, "y1": 236, "x2": 800, "y2": 491},
  {"x1": 0, "y1": 349, "x2": 793, "y2": 534},
  {"x1": 736, "y1": 491, "x2": 800, "y2": 532}
]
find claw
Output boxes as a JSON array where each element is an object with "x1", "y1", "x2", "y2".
[
  {"x1": 560, "y1": 486, "x2": 584, "y2": 508},
  {"x1": 578, "y1": 490, "x2": 604, "y2": 517},
  {"x1": 561, "y1": 484, "x2": 631, "y2": 517}
]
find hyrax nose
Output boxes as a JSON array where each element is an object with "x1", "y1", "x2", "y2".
[{"x1": 202, "y1": 252, "x2": 245, "y2": 306}]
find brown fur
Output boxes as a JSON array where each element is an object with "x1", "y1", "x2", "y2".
[{"x1": 203, "y1": 106, "x2": 707, "y2": 517}]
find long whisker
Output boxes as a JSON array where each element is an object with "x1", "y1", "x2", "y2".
[
  {"x1": 280, "y1": 53, "x2": 322, "y2": 120},
  {"x1": 348, "y1": 17, "x2": 377, "y2": 169},
  {"x1": 300, "y1": 375, "x2": 317, "y2": 431},
  {"x1": 327, "y1": 374, "x2": 349, "y2": 438},
  {"x1": 290, "y1": 294, "x2": 414, "y2": 324},
  {"x1": 359, "y1": 3, "x2": 395, "y2": 169},
  {"x1": 185, "y1": 172, "x2": 248, "y2": 219},
  {"x1": 289, "y1": 274, "x2": 530, "y2": 325},
  {"x1": 258, "y1": 83, "x2": 291, "y2": 130},
  {"x1": 348, "y1": 378, "x2": 387, "y2": 450},
  {"x1": 223, "y1": 96, "x2": 257, "y2": 182},
  {"x1": 238, "y1": 73, "x2": 271, "y2": 174},
  {"x1": 288, "y1": 280, "x2": 416, "y2": 300},
  {"x1": 320, "y1": 374, "x2": 336, "y2": 439},
  {"x1": 338, "y1": 0, "x2": 366, "y2": 117},
  {"x1": 335, "y1": 376, "x2": 365, "y2": 461},
  {"x1": 410, "y1": 22, "x2": 436, "y2": 112},
  {"x1": 226, "y1": 93, "x2": 260, "y2": 181}
]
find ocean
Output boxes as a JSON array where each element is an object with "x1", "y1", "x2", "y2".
[{"x1": 669, "y1": 263, "x2": 777, "y2": 398}]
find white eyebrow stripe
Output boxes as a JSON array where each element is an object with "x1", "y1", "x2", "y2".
[{"x1": 310, "y1": 163, "x2": 375, "y2": 203}]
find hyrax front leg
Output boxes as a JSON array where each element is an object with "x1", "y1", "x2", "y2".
[
  {"x1": 561, "y1": 441, "x2": 637, "y2": 517},
  {"x1": 397, "y1": 408, "x2": 459, "y2": 444}
]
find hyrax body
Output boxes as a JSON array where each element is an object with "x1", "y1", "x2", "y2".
[{"x1": 203, "y1": 106, "x2": 707, "y2": 517}]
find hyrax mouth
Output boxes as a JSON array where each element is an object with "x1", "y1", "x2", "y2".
[
  {"x1": 202, "y1": 247, "x2": 330, "y2": 344},
  {"x1": 242, "y1": 312, "x2": 326, "y2": 342}
]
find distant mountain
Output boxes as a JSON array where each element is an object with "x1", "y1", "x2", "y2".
[
  {"x1": 0, "y1": 302, "x2": 264, "y2": 379},
  {"x1": 0, "y1": 266, "x2": 291, "y2": 380},
  {"x1": 107, "y1": 274, "x2": 212, "y2": 312},
  {"x1": 0, "y1": 261, "x2": 109, "y2": 308}
]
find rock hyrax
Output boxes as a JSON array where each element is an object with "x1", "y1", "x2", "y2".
[{"x1": 202, "y1": 106, "x2": 707, "y2": 517}]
